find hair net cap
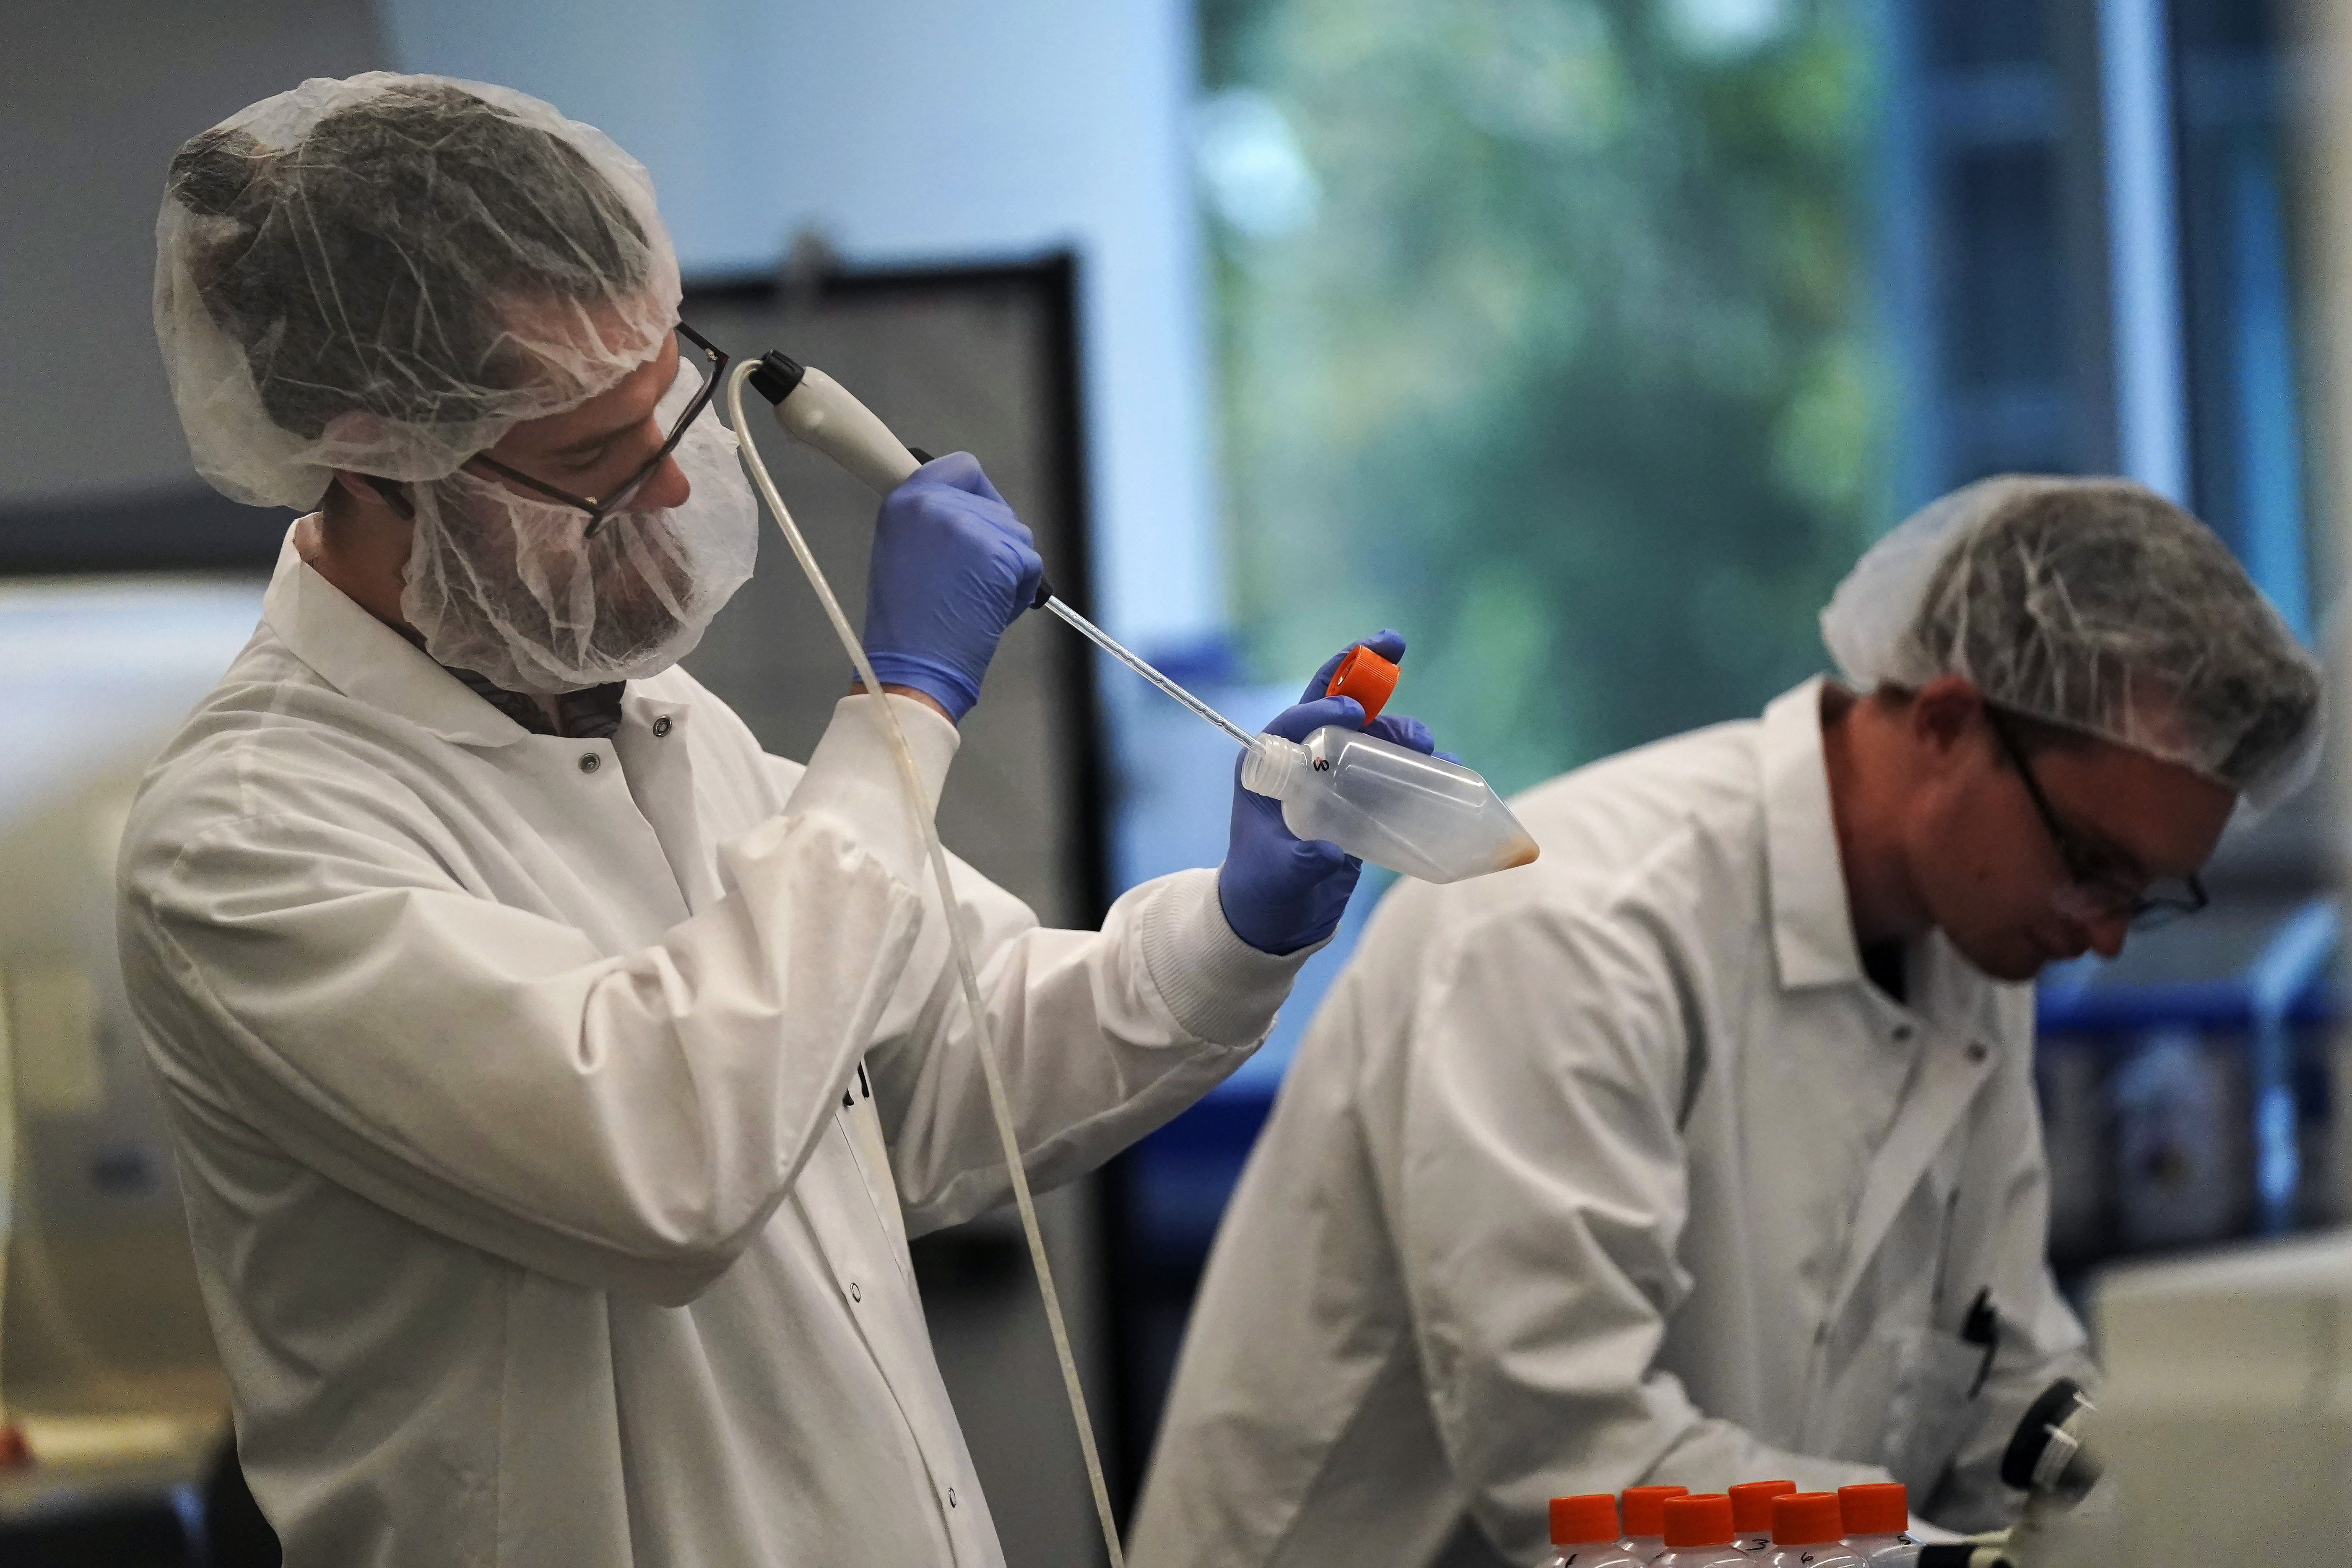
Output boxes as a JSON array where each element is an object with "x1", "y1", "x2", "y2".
[
  {"x1": 155, "y1": 72, "x2": 682, "y2": 510},
  {"x1": 1822, "y1": 474, "x2": 2323, "y2": 811}
]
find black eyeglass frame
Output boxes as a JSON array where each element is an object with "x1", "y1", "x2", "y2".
[
  {"x1": 466, "y1": 320, "x2": 728, "y2": 539},
  {"x1": 1982, "y1": 705, "x2": 2209, "y2": 931}
]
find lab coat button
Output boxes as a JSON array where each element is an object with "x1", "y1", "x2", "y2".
[
  {"x1": 652, "y1": 716, "x2": 673, "y2": 738},
  {"x1": 1967, "y1": 1042, "x2": 1989, "y2": 1062},
  {"x1": 948, "y1": 1488, "x2": 958, "y2": 1508},
  {"x1": 850, "y1": 1281, "x2": 862, "y2": 1302},
  {"x1": 1892, "y1": 1024, "x2": 1914, "y2": 1043},
  {"x1": 578, "y1": 753, "x2": 601, "y2": 774}
]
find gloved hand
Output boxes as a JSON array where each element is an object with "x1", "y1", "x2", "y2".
[
  {"x1": 862, "y1": 452, "x2": 1045, "y2": 723},
  {"x1": 1219, "y1": 629, "x2": 1440, "y2": 955}
]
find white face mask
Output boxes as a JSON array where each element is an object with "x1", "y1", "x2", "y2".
[{"x1": 398, "y1": 362, "x2": 758, "y2": 694}]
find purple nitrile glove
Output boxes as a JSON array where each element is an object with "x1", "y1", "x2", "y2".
[
  {"x1": 860, "y1": 452, "x2": 1045, "y2": 722},
  {"x1": 1218, "y1": 629, "x2": 1440, "y2": 955}
]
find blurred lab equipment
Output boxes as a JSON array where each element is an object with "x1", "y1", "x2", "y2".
[
  {"x1": 2078, "y1": 1230, "x2": 2352, "y2": 1562},
  {"x1": 1892, "y1": 1386, "x2": 2115, "y2": 1568},
  {"x1": 0, "y1": 579, "x2": 259, "y2": 1555},
  {"x1": 1924, "y1": 1237, "x2": 2352, "y2": 1564},
  {"x1": 1998, "y1": 1382, "x2": 2102, "y2": 1514},
  {"x1": 2033, "y1": 804, "x2": 2338, "y2": 1278}
]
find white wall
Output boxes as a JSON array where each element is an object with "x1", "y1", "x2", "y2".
[
  {"x1": 0, "y1": 0, "x2": 384, "y2": 510},
  {"x1": 378, "y1": 0, "x2": 1223, "y2": 647}
]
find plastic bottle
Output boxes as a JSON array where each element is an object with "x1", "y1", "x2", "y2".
[
  {"x1": 1241, "y1": 725, "x2": 1540, "y2": 883},
  {"x1": 1619, "y1": 1485, "x2": 1690, "y2": 1562},
  {"x1": 1837, "y1": 1483, "x2": 1919, "y2": 1565},
  {"x1": 1550, "y1": 1493, "x2": 1646, "y2": 1567},
  {"x1": 1730, "y1": 1480, "x2": 1797, "y2": 1554},
  {"x1": 1653, "y1": 1494, "x2": 1749, "y2": 1568},
  {"x1": 1766, "y1": 1493, "x2": 1866, "y2": 1568}
]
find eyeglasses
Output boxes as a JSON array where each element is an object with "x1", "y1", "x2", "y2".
[
  {"x1": 467, "y1": 321, "x2": 728, "y2": 539},
  {"x1": 1983, "y1": 706, "x2": 2209, "y2": 931}
]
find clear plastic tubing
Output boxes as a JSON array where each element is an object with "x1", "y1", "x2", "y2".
[{"x1": 729, "y1": 361, "x2": 1125, "y2": 1565}]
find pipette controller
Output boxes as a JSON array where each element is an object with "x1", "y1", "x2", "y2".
[{"x1": 744, "y1": 350, "x2": 1540, "y2": 883}]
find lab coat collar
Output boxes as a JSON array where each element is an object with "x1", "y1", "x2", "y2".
[
  {"x1": 1760, "y1": 677, "x2": 1863, "y2": 992},
  {"x1": 261, "y1": 522, "x2": 532, "y2": 748}
]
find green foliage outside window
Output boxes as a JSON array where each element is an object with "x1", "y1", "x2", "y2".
[{"x1": 1200, "y1": 0, "x2": 1893, "y2": 791}]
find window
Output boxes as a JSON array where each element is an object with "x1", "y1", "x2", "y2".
[{"x1": 1196, "y1": 0, "x2": 1894, "y2": 792}]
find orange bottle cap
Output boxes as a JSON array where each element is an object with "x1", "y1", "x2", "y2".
[
  {"x1": 1662, "y1": 1494, "x2": 1734, "y2": 1549},
  {"x1": 1838, "y1": 1482, "x2": 1908, "y2": 1535},
  {"x1": 1772, "y1": 1492, "x2": 1845, "y2": 1547},
  {"x1": 1619, "y1": 1485, "x2": 1690, "y2": 1537},
  {"x1": 1550, "y1": 1494, "x2": 1621, "y2": 1545},
  {"x1": 1729, "y1": 1480, "x2": 1798, "y2": 1532},
  {"x1": 0, "y1": 1422, "x2": 30, "y2": 1468},
  {"x1": 1323, "y1": 643, "x2": 1399, "y2": 725}
]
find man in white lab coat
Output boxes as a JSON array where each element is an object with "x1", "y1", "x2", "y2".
[
  {"x1": 120, "y1": 75, "x2": 1437, "y2": 1567},
  {"x1": 1131, "y1": 477, "x2": 2323, "y2": 1567}
]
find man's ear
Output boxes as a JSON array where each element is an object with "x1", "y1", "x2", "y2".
[
  {"x1": 331, "y1": 470, "x2": 415, "y2": 520},
  {"x1": 1908, "y1": 674, "x2": 1985, "y2": 762},
  {"x1": 365, "y1": 475, "x2": 415, "y2": 520}
]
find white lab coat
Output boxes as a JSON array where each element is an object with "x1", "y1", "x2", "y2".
[
  {"x1": 118, "y1": 532, "x2": 1311, "y2": 1568},
  {"x1": 1131, "y1": 679, "x2": 2093, "y2": 1568}
]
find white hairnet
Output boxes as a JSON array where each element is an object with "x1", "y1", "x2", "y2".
[
  {"x1": 398, "y1": 343, "x2": 758, "y2": 693},
  {"x1": 1822, "y1": 474, "x2": 2323, "y2": 810},
  {"x1": 155, "y1": 72, "x2": 681, "y2": 510}
]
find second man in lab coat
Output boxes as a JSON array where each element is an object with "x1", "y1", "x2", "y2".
[{"x1": 1131, "y1": 476, "x2": 2322, "y2": 1567}]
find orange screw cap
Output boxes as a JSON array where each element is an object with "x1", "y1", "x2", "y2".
[
  {"x1": 1619, "y1": 1485, "x2": 1690, "y2": 1537},
  {"x1": 1838, "y1": 1482, "x2": 1908, "y2": 1535},
  {"x1": 1550, "y1": 1494, "x2": 1621, "y2": 1546},
  {"x1": 1323, "y1": 644, "x2": 1400, "y2": 725},
  {"x1": 1730, "y1": 1480, "x2": 1798, "y2": 1533},
  {"x1": 0, "y1": 1422, "x2": 31, "y2": 1468},
  {"x1": 1771, "y1": 1492, "x2": 1845, "y2": 1547},
  {"x1": 1662, "y1": 1494, "x2": 1735, "y2": 1549}
]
